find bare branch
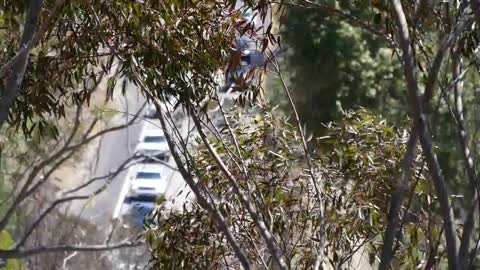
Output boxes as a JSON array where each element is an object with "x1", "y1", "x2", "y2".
[
  {"x1": 63, "y1": 156, "x2": 137, "y2": 195},
  {"x1": 24, "y1": 104, "x2": 145, "y2": 197},
  {"x1": 452, "y1": 46, "x2": 479, "y2": 268},
  {"x1": 389, "y1": 1, "x2": 459, "y2": 269},
  {"x1": 190, "y1": 109, "x2": 288, "y2": 270},
  {"x1": 0, "y1": 241, "x2": 143, "y2": 260},
  {"x1": 379, "y1": 129, "x2": 417, "y2": 270},
  {"x1": 64, "y1": 106, "x2": 83, "y2": 146},
  {"x1": 0, "y1": 0, "x2": 68, "y2": 126},
  {"x1": 423, "y1": 10, "x2": 472, "y2": 111},
  {"x1": 0, "y1": 139, "x2": 76, "y2": 233},
  {"x1": 14, "y1": 195, "x2": 91, "y2": 249},
  {"x1": 14, "y1": 160, "x2": 136, "y2": 252},
  {"x1": 271, "y1": 55, "x2": 326, "y2": 269},
  {"x1": 200, "y1": 110, "x2": 244, "y2": 173},
  {"x1": 64, "y1": 103, "x2": 145, "y2": 153},
  {"x1": 0, "y1": 104, "x2": 144, "y2": 233},
  {"x1": 23, "y1": 150, "x2": 77, "y2": 202},
  {"x1": 392, "y1": 159, "x2": 425, "y2": 255},
  {"x1": 214, "y1": 92, "x2": 246, "y2": 170},
  {"x1": 155, "y1": 102, "x2": 252, "y2": 270}
]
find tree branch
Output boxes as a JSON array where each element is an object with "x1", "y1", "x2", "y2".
[
  {"x1": 155, "y1": 102, "x2": 252, "y2": 270},
  {"x1": 14, "y1": 195, "x2": 90, "y2": 249},
  {"x1": 379, "y1": 129, "x2": 417, "y2": 270},
  {"x1": 63, "y1": 156, "x2": 137, "y2": 195},
  {"x1": 271, "y1": 57, "x2": 325, "y2": 269},
  {"x1": 452, "y1": 46, "x2": 479, "y2": 269},
  {"x1": 64, "y1": 104, "x2": 145, "y2": 153},
  {"x1": 0, "y1": 104, "x2": 144, "y2": 233},
  {"x1": 190, "y1": 108, "x2": 288, "y2": 270},
  {"x1": 0, "y1": 241, "x2": 143, "y2": 260},
  {"x1": 14, "y1": 162, "x2": 137, "y2": 251},
  {"x1": 0, "y1": 0, "x2": 51, "y2": 126},
  {"x1": 423, "y1": 13, "x2": 472, "y2": 110},
  {"x1": 0, "y1": 0, "x2": 66, "y2": 79},
  {"x1": 389, "y1": 1, "x2": 459, "y2": 269}
]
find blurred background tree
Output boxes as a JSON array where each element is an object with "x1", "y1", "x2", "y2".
[
  {"x1": 272, "y1": 0, "x2": 480, "y2": 206},
  {"x1": 271, "y1": 1, "x2": 405, "y2": 134}
]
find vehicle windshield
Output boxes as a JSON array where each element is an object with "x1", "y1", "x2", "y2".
[
  {"x1": 143, "y1": 136, "x2": 165, "y2": 143},
  {"x1": 136, "y1": 172, "x2": 161, "y2": 179},
  {"x1": 131, "y1": 195, "x2": 157, "y2": 203},
  {"x1": 142, "y1": 154, "x2": 168, "y2": 163}
]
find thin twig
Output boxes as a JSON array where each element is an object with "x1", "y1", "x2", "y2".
[
  {"x1": 63, "y1": 156, "x2": 137, "y2": 195},
  {"x1": 155, "y1": 101, "x2": 252, "y2": 270},
  {"x1": 14, "y1": 195, "x2": 90, "y2": 249},
  {"x1": 190, "y1": 108, "x2": 288, "y2": 270},
  {"x1": 0, "y1": 241, "x2": 144, "y2": 259},
  {"x1": 0, "y1": 105, "x2": 144, "y2": 233},
  {"x1": 271, "y1": 56, "x2": 325, "y2": 269},
  {"x1": 423, "y1": 13, "x2": 472, "y2": 108}
]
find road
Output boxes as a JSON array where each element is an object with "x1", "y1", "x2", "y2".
[
  {"x1": 65, "y1": 3, "x2": 264, "y2": 268},
  {"x1": 77, "y1": 0, "x2": 266, "y2": 225},
  {"x1": 75, "y1": 80, "x2": 192, "y2": 224},
  {"x1": 76, "y1": 82, "x2": 144, "y2": 223},
  {"x1": 63, "y1": 80, "x2": 193, "y2": 269}
]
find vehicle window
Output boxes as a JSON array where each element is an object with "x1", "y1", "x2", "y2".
[
  {"x1": 141, "y1": 154, "x2": 169, "y2": 163},
  {"x1": 143, "y1": 136, "x2": 165, "y2": 143},
  {"x1": 131, "y1": 195, "x2": 157, "y2": 203},
  {"x1": 136, "y1": 172, "x2": 161, "y2": 179}
]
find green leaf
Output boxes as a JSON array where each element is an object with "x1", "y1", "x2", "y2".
[
  {"x1": 0, "y1": 231, "x2": 24, "y2": 269},
  {"x1": 156, "y1": 196, "x2": 166, "y2": 205}
]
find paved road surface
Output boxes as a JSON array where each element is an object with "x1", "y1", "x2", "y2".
[
  {"x1": 66, "y1": 80, "x2": 192, "y2": 269},
  {"x1": 76, "y1": 79, "x2": 192, "y2": 224},
  {"x1": 76, "y1": 81, "x2": 145, "y2": 223},
  {"x1": 78, "y1": 0, "x2": 264, "y2": 225},
  {"x1": 66, "y1": 2, "x2": 261, "y2": 267}
]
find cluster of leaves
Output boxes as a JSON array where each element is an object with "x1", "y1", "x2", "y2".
[
  {"x1": 0, "y1": 230, "x2": 24, "y2": 269},
  {"x1": 320, "y1": 109, "x2": 444, "y2": 268},
  {"x1": 147, "y1": 106, "x2": 319, "y2": 268},
  {"x1": 1, "y1": 0, "x2": 258, "y2": 135},
  {"x1": 145, "y1": 107, "x2": 446, "y2": 269},
  {"x1": 0, "y1": 120, "x2": 75, "y2": 268},
  {"x1": 279, "y1": 2, "x2": 480, "y2": 250},
  {"x1": 145, "y1": 206, "x2": 228, "y2": 269}
]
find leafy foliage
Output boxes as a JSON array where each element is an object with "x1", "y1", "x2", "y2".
[
  {"x1": 0, "y1": 0, "x2": 251, "y2": 134},
  {"x1": 3, "y1": 0, "x2": 480, "y2": 268},
  {"x1": 321, "y1": 109, "x2": 440, "y2": 268},
  {"x1": 0, "y1": 230, "x2": 24, "y2": 270},
  {"x1": 146, "y1": 108, "x2": 444, "y2": 269}
]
